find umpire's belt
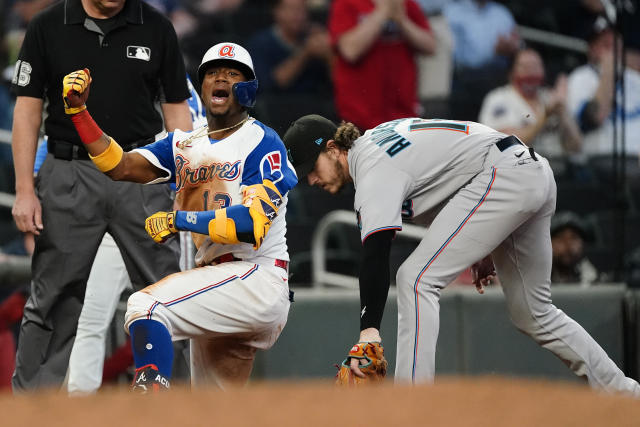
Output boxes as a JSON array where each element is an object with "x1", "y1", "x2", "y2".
[
  {"x1": 495, "y1": 135, "x2": 525, "y2": 151},
  {"x1": 48, "y1": 137, "x2": 155, "y2": 161}
]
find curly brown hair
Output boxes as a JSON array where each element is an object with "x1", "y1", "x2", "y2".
[{"x1": 332, "y1": 121, "x2": 361, "y2": 151}]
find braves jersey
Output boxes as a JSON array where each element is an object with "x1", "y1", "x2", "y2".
[
  {"x1": 348, "y1": 118, "x2": 506, "y2": 241},
  {"x1": 133, "y1": 118, "x2": 297, "y2": 266}
]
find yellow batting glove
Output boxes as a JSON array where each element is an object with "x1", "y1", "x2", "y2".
[
  {"x1": 145, "y1": 211, "x2": 178, "y2": 243},
  {"x1": 62, "y1": 68, "x2": 92, "y2": 114}
]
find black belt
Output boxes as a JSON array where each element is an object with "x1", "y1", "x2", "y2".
[
  {"x1": 495, "y1": 135, "x2": 538, "y2": 161},
  {"x1": 495, "y1": 135, "x2": 525, "y2": 152},
  {"x1": 47, "y1": 137, "x2": 155, "y2": 161}
]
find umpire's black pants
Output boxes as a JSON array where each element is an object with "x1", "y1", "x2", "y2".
[{"x1": 12, "y1": 155, "x2": 180, "y2": 391}]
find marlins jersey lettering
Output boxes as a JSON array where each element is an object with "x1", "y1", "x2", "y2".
[
  {"x1": 348, "y1": 118, "x2": 508, "y2": 241},
  {"x1": 133, "y1": 118, "x2": 297, "y2": 265}
]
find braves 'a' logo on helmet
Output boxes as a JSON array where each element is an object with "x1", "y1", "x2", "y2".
[{"x1": 218, "y1": 45, "x2": 235, "y2": 58}]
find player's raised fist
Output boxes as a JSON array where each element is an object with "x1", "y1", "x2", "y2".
[{"x1": 62, "y1": 68, "x2": 92, "y2": 115}]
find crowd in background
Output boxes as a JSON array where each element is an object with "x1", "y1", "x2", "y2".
[
  {"x1": 0, "y1": 0, "x2": 638, "y2": 273},
  {"x1": 1, "y1": 1, "x2": 640, "y2": 388}
]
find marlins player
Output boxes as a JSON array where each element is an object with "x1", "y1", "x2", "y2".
[
  {"x1": 62, "y1": 42, "x2": 297, "y2": 390},
  {"x1": 283, "y1": 114, "x2": 640, "y2": 396}
]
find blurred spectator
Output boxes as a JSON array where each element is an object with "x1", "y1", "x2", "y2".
[
  {"x1": 247, "y1": 0, "x2": 334, "y2": 135},
  {"x1": 550, "y1": 211, "x2": 601, "y2": 286},
  {"x1": 444, "y1": 0, "x2": 521, "y2": 121},
  {"x1": 415, "y1": 0, "x2": 454, "y2": 118},
  {"x1": 328, "y1": 0, "x2": 435, "y2": 131},
  {"x1": 180, "y1": 0, "x2": 272, "y2": 76},
  {"x1": 0, "y1": 290, "x2": 27, "y2": 389},
  {"x1": 2, "y1": 0, "x2": 56, "y2": 132},
  {"x1": 567, "y1": 16, "x2": 640, "y2": 165},
  {"x1": 479, "y1": 48, "x2": 582, "y2": 161},
  {"x1": 555, "y1": 0, "x2": 609, "y2": 40},
  {"x1": 5, "y1": 0, "x2": 55, "y2": 60},
  {"x1": 0, "y1": 233, "x2": 33, "y2": 390},
  {"x1": 626, "y1": 246, "x2": 640, "y2": 289},
  {"x1": 143, "y1": 0, "x2": 197, "y2": 39},
  {"x1": 1, "y1": 26, "x2": 11, "y2": 131},
  {"x1": 0, "y1": 78, "x2": 12, "y2": 131}
]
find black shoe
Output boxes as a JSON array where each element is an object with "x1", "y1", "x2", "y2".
[{"x1": 131, "y1": 364, "x2": 170, "y2": 393}]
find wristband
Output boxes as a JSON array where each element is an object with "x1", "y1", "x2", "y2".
[
  {"x1": 70, "y1": 109, "x2": 103, "y2": 144},
  {"x1": 65, "y1": 104, "x2": 86, "y2": 115},
  {"x1": 89, "y1": 137, "x2": 124, "y2": 172}
]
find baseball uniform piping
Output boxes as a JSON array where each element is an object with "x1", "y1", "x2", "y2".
[
  {"x1": 411, "y1": 168, "x2": 497, "y2": 382},
  {"x1": 363, "y1": 226, "x2": 402, "y2": 243},
  {"x1": 148, "y1": 264, "x2": 259, "y2": 312}
]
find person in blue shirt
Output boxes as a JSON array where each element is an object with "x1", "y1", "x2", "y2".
[
  {"x1": 246, "y1": 0, "x2": 333, "y2": 134},
  {"x1": 444, "y1": 0, "x2": 521, "y2": 121}
]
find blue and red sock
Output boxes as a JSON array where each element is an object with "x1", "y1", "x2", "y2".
[{"x1": 129, "y1": 319, "x2": 174, "y2": 378}]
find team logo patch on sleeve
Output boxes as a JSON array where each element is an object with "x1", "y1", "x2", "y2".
[
  {"x1": 260, "y1": 151, "x2": 285, "y2": 183},
  {"x1": 266, "y1": 152, "x2": 281, "y2": 172}
]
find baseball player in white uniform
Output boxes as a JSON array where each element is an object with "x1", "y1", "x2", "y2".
[
  {"x1": 284, "y1": 114, "x2": 640, "y2": 396},
  {"x1": 61, "y1": 74, "x2": 206, "y2": 394},
  {"x1": 61, "y1": 42, "x2": 297, "y2": 391}
]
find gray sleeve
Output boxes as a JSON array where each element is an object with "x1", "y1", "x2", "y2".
[{"x1": 355, "y1": 168, "x2": 412, "y2": 242}]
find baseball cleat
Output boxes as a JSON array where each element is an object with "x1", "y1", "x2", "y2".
[{"x1": 131, "y1": 364, "x2": 170, "y2": 393}]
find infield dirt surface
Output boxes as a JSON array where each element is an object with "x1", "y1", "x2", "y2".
[{"x1": 1, "y1": 376, "x2": 638, "y2": 426}]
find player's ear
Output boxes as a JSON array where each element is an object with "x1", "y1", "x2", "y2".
[{"x1": 325, "y1": 139, "x2": 338, "y2": 152}]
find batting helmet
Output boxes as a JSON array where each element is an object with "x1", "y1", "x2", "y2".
[{"x1": 197, "y1": 42, "x2": 258, "y2": 108}]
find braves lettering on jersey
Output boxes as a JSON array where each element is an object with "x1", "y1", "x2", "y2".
[{"x1": 133, "y1": 118, "x2": 297, "y2": 266}]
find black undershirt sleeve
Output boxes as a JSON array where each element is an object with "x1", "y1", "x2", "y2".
[{"x1": 359, "y1": 229, "x2": 395, "y2": 331}]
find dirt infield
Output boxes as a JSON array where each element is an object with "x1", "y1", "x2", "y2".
[{"x1": 1, "y1": 377, "x2": 638, "y2": 427}]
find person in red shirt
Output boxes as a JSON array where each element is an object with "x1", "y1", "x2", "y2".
[{"x1": 328, "y1": 0, "x2": 435, "y2": 131}]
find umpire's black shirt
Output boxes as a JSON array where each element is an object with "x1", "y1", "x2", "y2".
[{"x1": 12, "y1": 0, "x2": 190, "y2": 147}]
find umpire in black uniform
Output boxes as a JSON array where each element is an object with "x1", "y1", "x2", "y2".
[{"x1": 10, "y1": 0, "x2": 192, "y2": 391}]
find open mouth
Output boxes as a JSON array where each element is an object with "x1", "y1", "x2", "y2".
[{"x1": 211, "y1": 89, "x2": 230, "y2": 104}]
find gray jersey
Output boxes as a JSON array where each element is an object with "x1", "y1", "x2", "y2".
[
  {"x1": 353, "y1": 119, "x2": 640, "y2": 396},
  {"x1": 348, "y1": 118, "x2": 505, "y2": 241}
]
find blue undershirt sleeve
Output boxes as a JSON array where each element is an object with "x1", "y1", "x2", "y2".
[{"x1": 174, "y1": 206, "x2": 253, "y2": 236}]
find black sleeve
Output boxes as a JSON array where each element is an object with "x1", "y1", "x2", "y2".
[
  {"x1": 359, "y1": 229, "x2": 394, "y2": 331},
  {"x1": 159, "y1": 18, "x2": 190, "y2": 103},
  {"x1": 11, "y1": 15, "x2": 47, "y2": 98}
]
